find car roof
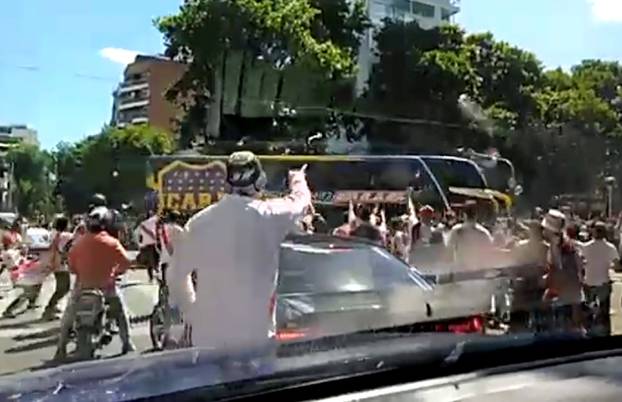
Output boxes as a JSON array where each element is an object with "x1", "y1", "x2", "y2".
[{"x1": 283, "y1": 234, "x2": 381, "y2": 249}]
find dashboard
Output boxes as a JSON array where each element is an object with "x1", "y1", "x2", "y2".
[{"x1": 315, "y1": 352, "x2": 622, "y2": 402}]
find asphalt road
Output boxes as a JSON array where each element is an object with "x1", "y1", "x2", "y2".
[
  {"x1": 2, "y1": 268, "x2": 622, "y2": 378},
  {"x1": 0, "y1": 269, "x2": 157, "y2": 377}
]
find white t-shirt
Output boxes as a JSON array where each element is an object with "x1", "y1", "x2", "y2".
[
  {"x1": 580, "y1": 239, "x2": 619, "y2": 286},
  {"x1": 135, "y1": 215, "x2": 158, "y2": 248}
]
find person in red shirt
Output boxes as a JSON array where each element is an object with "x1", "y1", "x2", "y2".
[
  {"x1": 54, "y1": 207, "x2": 134, "y2": 361},
  {"x1": 2, "y1": 221, "x2": 22, "y2": 250}
]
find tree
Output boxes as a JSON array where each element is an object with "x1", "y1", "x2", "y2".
[
  {"x1": 156, "y1": 0, "x2": 368, "y2": 140},
  {"x1": 55, "y1": 125, "x2": 174, "y2": 214},
  {"x1": 365, "y1": 22, "x2": 479, "y2": 121},
  {"x1": 7, "y1": 144, "x2": 56, "y2": 218},
  {"x1": 534, "y1": 63, "x2": 622, "y2": 134}
]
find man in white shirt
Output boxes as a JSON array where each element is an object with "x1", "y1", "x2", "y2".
[
  {"x1": 135, "y1": 211, "x2": 159, "y2": 282},
  {"x1": 581, "y1": 221, "x2": 620, "y2": 334},
  {"x1": 169, "y1": 151, "x2": 311, "y2": 375},
  {"x1": 446, "y1": 200, "x2": 494, "y2": 272}
]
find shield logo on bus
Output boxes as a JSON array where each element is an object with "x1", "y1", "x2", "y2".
[{"x1": 157, "y1": 161, "x2": 229, "y2": 212}]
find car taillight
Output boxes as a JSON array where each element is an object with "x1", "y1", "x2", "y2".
[
  {"x1": 435, "y1": 316, "x2": 485, "y2": 334},
  {"x1": 276, "y1": 328, "x2": 309, "y2": 342}
]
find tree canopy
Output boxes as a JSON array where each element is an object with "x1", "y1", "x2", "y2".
[
  {"x1": 7, "y1": 144, "x2": 56, "y2": 218},
  {"x1": 54, "y1": 125, "x2": 174, "y2": 214}
]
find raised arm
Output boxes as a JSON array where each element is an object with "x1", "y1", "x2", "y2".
[{"x1": 256, "y1": 166, "x2": 312, "y2": 233}]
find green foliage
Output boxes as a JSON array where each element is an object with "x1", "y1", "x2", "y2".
[
  {"x1": 157, "y1": 0, "x2": 368, "y2": 141},
  {"x1": 7, "y1": 144, "x2": 56, "y2": 218},
  {"x1": 158, "y1": 0, "x2": 366, "y2": 76},
  {"x1": 55, "y1": 125, "x2": 173, "y2": 214},
  {"x1": 366, "y1": 22, "x2": 477, "y2": 119},
  {"x1": 367, "y1": 21, "x2": 622, "y2": 138}
]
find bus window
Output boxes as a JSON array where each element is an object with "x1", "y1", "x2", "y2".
[
  {"x1": 308, "y1": 161, "x2": 373, "y2": 191},
  {"x1": 372, "y1": 159, "x2": 441, "y2": 207},
  {"x1": 373, "y1": 160, "x2": 429, "y2": 191},
  {"x1": 422, "y1": 157, "x2": 487, "y2": 190},
  {"x1": 478, "y1": 162, "x2": 513, "y2": 192},
  {"x1": 263, "y1": 160, "x2": 297, "y2": 192},
  {"x1": 259, "y1": 157, "x2": 446, "y2": 208}
]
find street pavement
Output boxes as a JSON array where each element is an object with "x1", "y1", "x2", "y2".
[
  {"x1": 2, "y1": 269, "x2": 622, "y2": 378},
  {"x1": 0, "y1": 269, "x2": 158, "y2": 376}
]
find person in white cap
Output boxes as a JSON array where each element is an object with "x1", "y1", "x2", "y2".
[
  {"x1": 169, "y1": 151, "x2": 310, "y2": 375},
  {"x1": 541, "y1": 209, "x2": 584, "y2": 331}
]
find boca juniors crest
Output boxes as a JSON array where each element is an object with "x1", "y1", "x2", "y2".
[{"x1": 157, "y1": 161, "x2": 230, "y2": 211}]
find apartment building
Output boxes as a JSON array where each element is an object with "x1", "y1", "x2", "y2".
[
  {"x1": 0, "y1": 124, "x2": 39, "y2": 154},
  {"x1": 356, "y1": 0, "x2": 461, "y2": 93},
  {"x1": 111, "y1": 55, "x2": 187, "y2": 133}
]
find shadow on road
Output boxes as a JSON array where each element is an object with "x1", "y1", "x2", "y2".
[
  {"x1": 6, "y1": 338, "x2": 57, "y2": 354},
  {"x1": 13, "y1": 327, "x2": 59, "y2": 342},
  {"x1": 0, "y1": 318, "x2": 42, "y2": 331}
]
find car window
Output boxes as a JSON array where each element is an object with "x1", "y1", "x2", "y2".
[
  {"x1": 278, "y1": 243, "x2": 426, "y2": 294},
  {"x1": 279, "y1": 243, "x2": 375, "y2": 294}
]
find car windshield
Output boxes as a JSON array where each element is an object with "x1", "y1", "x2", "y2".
[
  {"x1": 4, "y1": 1, "x2": 622, "y2": 400},
  {"x1": 279, "y1": 241, "x2": 430, "y2": 294}
]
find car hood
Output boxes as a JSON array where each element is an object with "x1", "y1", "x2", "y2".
[
  {"x1": 0, "y1": 332, "x2": 599, "y2": 402},
  {"x1": 0, "y1": 333, "x2": 478, "y2": 401}
]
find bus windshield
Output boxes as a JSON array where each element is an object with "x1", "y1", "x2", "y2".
[
  {"x1": 477, "y1": 161, "x2": 514, "y2": 193},
  {"x1": 421, "y1": 157, "x2": 487, "y2": 190}
]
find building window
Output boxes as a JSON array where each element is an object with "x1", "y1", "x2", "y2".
[
  {"x1": 370, "y1": 0, "x2": 388, "y2": 22},
  {"x1": 412, "y1": 1, "x2": 435, "y2": 18},
  {"x1": 441, "y1": 7, "x2": 452, "y2": 21},
  {"x1": 394, "y1": 0, "x2": 411, "y2": 13}
]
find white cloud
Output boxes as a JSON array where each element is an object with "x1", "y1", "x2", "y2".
[
  {"x1": 588, "y1": 0, "x2": 622, "y2": 22},
  {"x1": 99, "y1": 47, "x2": 140, "y2": 65}
]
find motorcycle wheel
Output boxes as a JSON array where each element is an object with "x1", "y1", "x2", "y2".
[
  {"x1": 149, "y1": 306, "x2": 170, "y2": 351},
  {"x1": 76, "y1": 329, "x2": 95, "y2": 360}
]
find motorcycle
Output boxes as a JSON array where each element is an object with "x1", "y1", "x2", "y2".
[{"x1": 72, "y1": 289, "x2": 117, "y2": 359}]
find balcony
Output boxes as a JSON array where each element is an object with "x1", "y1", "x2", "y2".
[
  {"x1": 118, "y1": 99, "x2": 149, "y2": 111},
  {"x1": 131, "y1": 117, "x2": 149, "y2": 124},
  {"x1": 118, "y1": 82, "x2": 149, "y2": 94}
]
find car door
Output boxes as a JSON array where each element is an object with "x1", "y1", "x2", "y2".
[
  {"x1": 277, "y1": 243, "x2": 390, "y2": 340},
  {"x1": 368, "y1": 247, "x2": 435, "y2": 328},
  {"x1": 424, "y1": 272, "x2": 498, "y2": 321}
]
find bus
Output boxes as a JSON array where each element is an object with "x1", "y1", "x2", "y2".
[{"x1": 146, "y1": 154, "x2": 509, "y2": 215}]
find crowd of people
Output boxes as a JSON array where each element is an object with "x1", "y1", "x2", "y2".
[
  {"x1": 2, "y1": 149, "x2": 622, "y2": 368},
  {"x1": 290, "y1": 190, "x2": 622, "y2": 334}
]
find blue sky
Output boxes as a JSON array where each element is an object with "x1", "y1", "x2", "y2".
[{"x1": 2, "y1": 0, "x2": 622, "y2": 149}]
